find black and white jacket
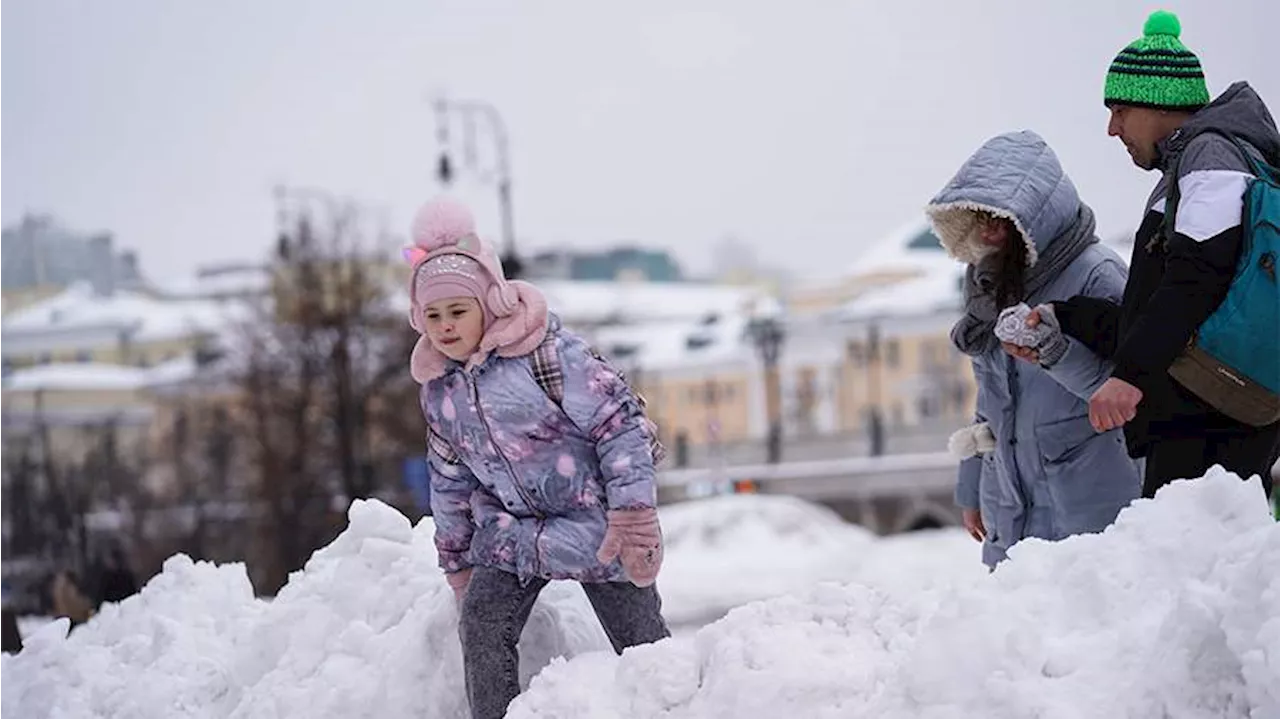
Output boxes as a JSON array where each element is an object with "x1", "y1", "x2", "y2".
[{"x1": 1055, "y1": 82, "x2": 1280, "y2": 454}]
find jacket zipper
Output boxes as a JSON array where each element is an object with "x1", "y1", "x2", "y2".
[{"x1": 466, "y1": 369, "x2": 545, "y2": 576}]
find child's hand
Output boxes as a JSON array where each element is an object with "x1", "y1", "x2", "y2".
[
  {"x1": 446, "y1": 567, "x2": 473, "y2": 604},
  {"x1": 596, "y1": 509, "x2": 663, "y2": 587}
]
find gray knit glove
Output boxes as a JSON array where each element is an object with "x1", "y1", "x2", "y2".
[
  {"x1": 1031, "y1": 303, "x2": 1068, "y2": 368},
  {"x1": 994, "y1": 303, "x2": 1068, "y2": 368}
]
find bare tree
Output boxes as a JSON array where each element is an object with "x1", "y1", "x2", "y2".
[
  {"x1": 4, "y1": 191, "x2": 429, "y2": 599},
  {"x1": 224, "y1": 202, "x2": 423, "y2": 593}
]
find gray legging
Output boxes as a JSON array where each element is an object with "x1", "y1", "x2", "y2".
[{"x1": 457, "y1": 565, "x2": 670, "y2": 719}]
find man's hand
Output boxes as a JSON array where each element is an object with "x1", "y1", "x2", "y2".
[
  {"x1": 1088, "y1": 377, "x2": 1143, "y2": 432},
  {"x1": 1001, "y1": 342, "x2": 1039, "y2": 363},
  {"x1": 962, "y1": 509, "x2": 986, "y2": 543}
]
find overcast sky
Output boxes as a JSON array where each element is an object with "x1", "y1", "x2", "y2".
[{"x1": 2, "y1": 0, "x2": 1274, "y2": 282}]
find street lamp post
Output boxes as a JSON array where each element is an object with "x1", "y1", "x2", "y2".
[
  {"x1": 432, "y1": 96, "x2": 523, "y2": 279},
  {"x1": 866, "y1": 321, "x2": 886, "y2": 457},
  {"x1": 748, "y1": 315, "x2": 786, "y2": 464}
]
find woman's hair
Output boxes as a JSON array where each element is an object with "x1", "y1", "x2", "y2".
[{"x1": 988, "y1": 216, "x2": 1028, "y2": 308}]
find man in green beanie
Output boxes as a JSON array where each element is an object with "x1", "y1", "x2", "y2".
[{"x1": 1033, "y1": 10, "x2": 1280, "y2": 499}]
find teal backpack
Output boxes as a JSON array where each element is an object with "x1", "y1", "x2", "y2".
[{"x1": 1164, "y1": 129, "x2": 1280, "y2": 427}]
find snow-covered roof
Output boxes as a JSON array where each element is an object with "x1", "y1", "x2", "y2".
[
  {"x1": 1, "y1": 283, "x2": 243, "y2": 350},
  {"x1": 844, "y1": 219, "x2": 956, "y2": 280},
  {"x1": 592, "y1": 314, "x2": 754, "y2": 373},
  {"x1": 539, "y1": 280, "x2": 761, "y2": 326},
  {"x1": 149, "y1": 266, "x2": 271, "y2": 300},
  {"x1": 2, "y1": 356, "x2": 199, "y2": 393},
  {"x1": 2, "y1": 363, "x2": 147, "y2": 392},
  {"x1": 835, "y1": 261, "x2": 964, "y2": 321}
]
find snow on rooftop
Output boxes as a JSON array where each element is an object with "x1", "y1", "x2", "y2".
[
  {"x1": 1, "y1": 363, "x2": 149, "y2": 391},
  {"x1": 2, "y1": 283, "x2": 242, "y2": 343},
  {"x1": 149, "y1": 266, "x2": 271, "y2": 300},
  {"x1": 843, "y1": 219, "x2": 956, "y2": 280},
  {"x1": 2, "y1": 356, "x2": 200, "y2": 393},
  {"x1": 539, "y1": 280, "x2": 760, "y2": 326},
  {"x1": 836, "y1": 261, "x2": 964, "y2": 321},
  {"x1": 591, "y1": 313, "x2": 753, "y2": 373}
]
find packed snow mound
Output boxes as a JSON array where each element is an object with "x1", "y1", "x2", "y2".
[
  {"x1": 1, "y1": 499, "x2": 611, "y2": 719},
  {"x1": 658, "y1": 493, "x2": 980, "y2": 627},
  {"x1": 661, "y1": 493, "x2": 873, "y2": 550},
  {"x1": 509, "y1": 469, "x2": 1280, "y2": 719}
]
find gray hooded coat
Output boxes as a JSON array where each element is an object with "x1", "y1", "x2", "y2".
[{"x1": 928, "y1": 130, "x2": 1142, "y2": 567}]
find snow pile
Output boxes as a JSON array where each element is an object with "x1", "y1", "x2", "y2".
[
  {"x1": 510, "y1": 468, "x2": 1280, "y2": 718},
  {"x1": 658, "y1": 494, "x2": 981, "y2": 627},
  {"x1": 2, "y1": 500, "x2": 611, "y2": 719}
]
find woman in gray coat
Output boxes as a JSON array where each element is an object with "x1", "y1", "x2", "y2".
[{"x1": 927, "y1": 130, "x2": 1142, "y2": 568}]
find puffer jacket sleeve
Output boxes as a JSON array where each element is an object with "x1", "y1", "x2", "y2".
[
  {"x1": 555, "y1": 331, "x2": 657, "y2": 510},
  {"x1": 425, "y1": 422, "x2": 478, "y2": 574},
  {"x1": 1041, "y1": 258, "x2": 1129, "y2": 400}
]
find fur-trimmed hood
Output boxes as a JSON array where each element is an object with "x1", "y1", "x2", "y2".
[{"x1": 925, "y1": 130, "x2": 1081, "y2": 267}]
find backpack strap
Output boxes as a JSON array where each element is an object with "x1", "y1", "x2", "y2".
[
  {"x1": 529, "y1": 329, "x2": 667, "y2": 466},
  {"x1": 530, "y1": 330, "x2": 565, "y2": 405},
  {"x1": 1157, "y1": 129, "x2": 1272, "y2": 253}
]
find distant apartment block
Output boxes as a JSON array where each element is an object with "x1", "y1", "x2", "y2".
[{"x1": 2, "y1": 214, "x2": 142, "y2": 302}]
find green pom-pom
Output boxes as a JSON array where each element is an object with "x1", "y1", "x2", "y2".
[{"x1": 1144, "y1": 10, "x2": 1181, "y2": 38}]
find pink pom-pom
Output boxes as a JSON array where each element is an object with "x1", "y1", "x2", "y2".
[{"x1": 411, "y1": 197, "x2": 476, "y2": 250}]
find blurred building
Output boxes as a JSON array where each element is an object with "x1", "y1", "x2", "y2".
[
  {"x1": 525, "y1": 246, "x2": 684, "y2": 283},
  {"x1": 2, "y1": 214, "x2": 143, "y2": 314}
]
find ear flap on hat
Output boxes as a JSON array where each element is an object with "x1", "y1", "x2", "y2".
[{"x1": 486, "y1": 283, "x2": 520, "y2": 318}]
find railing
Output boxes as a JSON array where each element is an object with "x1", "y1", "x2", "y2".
[
  {"x1": 660, "y1": 452, "x2": 1280, "y2": 505},
  {"x1": 657, "y1": 451, "x2": 959, "y2": 502}
]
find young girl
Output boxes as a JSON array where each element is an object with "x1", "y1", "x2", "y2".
[{"x1": 404, "y1": 198, "x2": 670, "y2": 719}]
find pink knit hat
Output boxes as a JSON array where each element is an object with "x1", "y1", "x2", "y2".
[
  {"x1": 412, "y1": 254, "x2": 495, "y2": 328},
  {"x1": 403, "y1": 197, "x2": 549, "y2": 383}
]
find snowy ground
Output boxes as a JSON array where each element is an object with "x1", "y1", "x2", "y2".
[
  {"x1": 4, "y1": 469, "x2": 1277, "y2": 718},
  {"x1": 657, "y1": 493, "x2": 982, "y2": 630},
  {"x1": 511, "y1": 469, "x2": 1280, "y2": 719}
]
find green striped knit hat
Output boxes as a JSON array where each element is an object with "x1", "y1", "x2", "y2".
[{"x1": 1104, "y1": 10, "x2": 1209, "y2": 110}]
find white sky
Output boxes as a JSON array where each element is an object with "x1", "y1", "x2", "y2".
[{"x1": 2, "y1": 0, "x2": 1274, "y2": 282}]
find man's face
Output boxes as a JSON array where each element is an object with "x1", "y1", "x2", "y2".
[{"x1": 1107, "y1": 104, "x2": 1170, "y2": 170}]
